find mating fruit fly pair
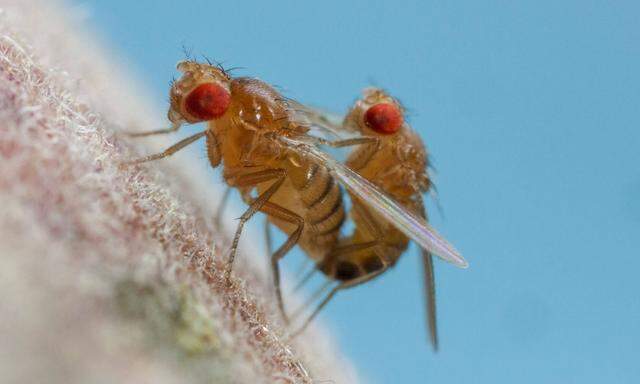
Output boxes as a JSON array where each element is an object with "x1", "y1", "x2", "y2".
[{"x1": 127, "y1": 60, "x2": 467, "y2": 350}]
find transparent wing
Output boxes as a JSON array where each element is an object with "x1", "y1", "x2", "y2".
[
  {"x1": 287, "y1": 100, "x2": 347, "y2": 140},
  {"x1": 299, "y1": 104, "x2": 346, "y2": 135},
  {"x1": 279, "y1": 136, "x2": 468, "y2": 268}
]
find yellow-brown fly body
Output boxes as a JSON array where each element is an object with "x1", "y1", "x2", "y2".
[
  {"x1": 128, "y1": 61, "x2": 348, "y2": 320},
  {"x1": 295, "y1": 88, "x2": 439, "y2": 349}
]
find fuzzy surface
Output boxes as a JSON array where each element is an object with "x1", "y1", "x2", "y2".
[{"x1": 0, "y1": 1, "x2": 359, "y2": 383}]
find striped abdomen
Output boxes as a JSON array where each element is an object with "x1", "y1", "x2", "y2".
[
  {"x1": 262, "y1": 158, "x2": 346, "y2": 263},
  {"x1": 296, "y1": 163, "x2": 346, "y2": 258}
]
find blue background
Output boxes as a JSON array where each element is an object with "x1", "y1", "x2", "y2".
[{"x1": 74, "y1": 1, "x2": 640, "y2": 383}]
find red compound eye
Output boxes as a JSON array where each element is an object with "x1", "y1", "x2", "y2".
[
  {"x1": 364, "y1": 103, "x2": 403, "y2": 134},
  {"x1": 185, "y1": 83, "x2": 230, "y2": 121}
]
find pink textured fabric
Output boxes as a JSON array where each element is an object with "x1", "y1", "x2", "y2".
[{"x1": 0, "y1": 1, "x2": 359, "y2": 383}]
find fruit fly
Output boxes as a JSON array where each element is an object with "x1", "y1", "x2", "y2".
[
  {"x1": 127, "y1": 60, "x2": 357, "y2": 320},
  {"x1": 126, "y1": 60, "x2": 466, "y2": 328},
  {"x1": 290, "y1": 88, "x2": 462, "y2": 350}
]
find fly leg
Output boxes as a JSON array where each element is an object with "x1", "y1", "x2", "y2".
[
  {"x1": 349, "y1": 199, "x2": 392, "y2": 262},
  {"x1": 123, "y1": 122, "x2": 182, "y2": 137},
  {"x1": 317, "y1": 199, "x2": 386, "y2": 269},
  {"x1": 289, "y1": 200, "x2": 387, "y2": 329},
  {"x1": 315, "y1": 136, "x2": 378, "y2": 148},
  {"x1": 264, "y1": 218, "x2": 273, "y2": 259},
  {"x1": 314, "y1": 136, "x2": 380, "y2": 170},
  {"x1": 258, "y1": 202, "x2": 305, "y2": 324},
  {"x1": 224, "y1": 168, "x2": 287, "y2": 281},
  {"x1": 287, "y1": 238, "x2": 377, "y2": 324},
  {"x1": 289, "y1": 263, "x2": 390, "y2": 339},
  {"x1": 214, "y1": 187, "x2": 232, "y2": 230},
  {"x1": 289, "y1": 280, "x2": 333, "y2": 320},
  {"x1": 124, "y1": 131, "x2": 206, "y2": 165}
]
